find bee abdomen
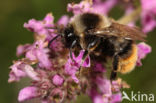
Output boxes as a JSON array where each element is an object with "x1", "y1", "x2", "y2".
[{"x1": 117, "y1": 44, "x2": 138, "y2": 74}]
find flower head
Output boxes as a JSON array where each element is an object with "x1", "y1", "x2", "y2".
[
  {"x1": 141, "y1": 0, "x2": 156, "y2": 33},
  {"x1": 67, "y1": 1, "x2": 92, "y2": 15},
  {"x1": 67, "y1": 0, "x2": 117, "y2": 15},
  {"x1": 65, "y1": 50, "x2": 90, "y2": 83},
  {"x1": 24, "y1": 13, "x2": 54, "y2": 36}
]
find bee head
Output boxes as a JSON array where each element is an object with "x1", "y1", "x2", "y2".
[{"x1": 62, "y1": 25, "x2": 80, "y2": 48}]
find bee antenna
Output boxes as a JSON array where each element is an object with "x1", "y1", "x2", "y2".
[{"x1": 48, "y1": 35, "x2": 61, "y2": 48}]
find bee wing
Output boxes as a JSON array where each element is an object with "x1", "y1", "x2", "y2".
[{"x1": 89, "y1": 22, "x2": 146, "y2": 41}]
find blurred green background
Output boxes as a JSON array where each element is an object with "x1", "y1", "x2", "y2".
[{"x1": 0, "y1": 0, "x2": 156, "y2": 103}]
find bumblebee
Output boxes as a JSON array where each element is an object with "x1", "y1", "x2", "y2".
[{"x1": 49, "y1": 13, "x2": 146, "y2": 80}]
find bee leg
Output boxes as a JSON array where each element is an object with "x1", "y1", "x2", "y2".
[
  {"x1": 110, "y1": 71, "x2": 117, "y2": 81},
  {"x1": 110, "y1": 55, "x2": 119, "y2": 81},
  {"x1": 48, "y1": 35, "x2": 61, "y2": 48},
  {"x1": 69, "y1": 40, "x2": 77, "y2": 61}
]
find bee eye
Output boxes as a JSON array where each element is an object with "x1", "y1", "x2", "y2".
[
  {"x1": 89, "y1": 41, "x2": 97, "y2": 47},
  {"x1": 63, "y1": 27, "x2": 79, "y2": 48},
  {"x1": 67, "y1": 33, "x2": 73, "y2": 37},
  {"x1": 64, "y1": 27, "x2": 74, "y2": 38},
  {"x1": 85, "y1": 34, "x2": 99, "y2": 49}
]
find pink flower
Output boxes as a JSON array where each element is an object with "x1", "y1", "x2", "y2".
[
  {"x1": 95, "y1": 77, "x2": 111, "y2": 95},
  {"x1": 65, "y1": 50, "x2": 90, "y2": 83},
  {"x1": 8, "y1": 61, "x2": 40, "y2": 82},
  {"x1": 52, "y1": 74, "x2": 64, "y2": 86},
  {"x1": 51, "y1": 88, "x2": 64, "y2": 101},
  {"x1": 92, "y1": 0, "x2": 118, "y2": 15},
  {"x1": 24, "y1": 19, "x2": 47, "y2": 35},
  {"x1": 141, "y1": 0, "x2": 156, "y2": 14},
  {"x1": 8, "y1": 61, "x2": 26, "y2": 82},
  {"x1": 67, "y1": 1, "x2": 92, "y2": 14},
  {"x1": 24, "y1": 13, "x2": 54, "y2": 35},
  {"x1": 18, "y1": 86, "x2": 39, "y2": 102},
  {"x1": 111, "y1": 93, "x2": 122, "y2": 103},
  {"x1": 16, "y1": 44, "x2": 31, "y2": 56},
  {"x1": 93, "y1": 62, "x2": 106, "y2": 72},
  {"x1": 8, "y1": 71, "x2": 21, "y2": 83},
  {"x1": 137, "y1": 42, "x2": 151, "y2": 66},
  {"x1": 57, "y1": 15, "x2": 70, "y2": 26},
  {"x1": 43, "y1": 13, "x2": 54, "y2": 27},
  {"x1": 72, "y1": 50, "x2": 90, "y2": 67},
  {"x1": 26, "y1": 40, "x2": 52, "y2": 69},
  {"x1": 47, "y1": 33, "x2": 63, "y2": 52},
  {"x1": 88, "y1": 88, "x2": 104, "y2": 103},
  {"x1": 24, "y1": 13, "x2": 63, "y2": 52},
  {"x1": 89, "y1": 88, "x2": 121, "y2": 103},
  {"x1": 67, "y1": 0, "x2": 117, "y2": 15},
  {"x1": 65, "y1": 58, "x2": 79, "y2": 83},
  {"x1": 141, "y1": 0, "x2": 156, "y2": 33},
  {"x1": 93, "y1": 95, "x2": 104, "y2": 103},
  {"x1": 24, "y1": 65, "x2": 40, "y2": 81}
]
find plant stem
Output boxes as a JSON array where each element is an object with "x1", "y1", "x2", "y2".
[{"x1": 117, "y1": 6, "x2": 141, "y2": 25}]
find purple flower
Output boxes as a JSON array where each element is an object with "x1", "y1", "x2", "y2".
[
  {"x1": 141, "y1": 0, "x2": 156, "y2": 33},
  {"x1": 67, "y1": 0, "x2": 117, "y2": 15},
  {"x1": 24, "y1": 65, "x2": 40, "y2": 81},
  {"x1": 50, "y1": 88, "x2": 64, "y2": 102},
  {"x1": 8, "y1": 61, "x2": 26, "y2": 82},
  {"x1": 72, "y1": 50, "x2": 90, "y2": 67},
  {"x1": 24, "y1": 13, "x2": 54, "y2": 36},
  {"x1": 88, "y1": 64, "x2": 123, "y2": 103},
  {"x1": 141, "y1": 0, "x2": 156, "y2": 14},
  {"x1": 8, "y1": 61, "x2": 40, "y2": 82},
  {"x1": 43, "y1": 13, "x2": 54, "y2": 27},
  {"x1": 110, "y1": 93, "x2": 122, "y2": 103},
  {"x1": 93, "y1": 62, "x2": 106, "y2": 72},
  {"x1": 24, "y1": 13, "x2": 63, "y2": 52},
  {"x1": 26, "y1": 40, "x2": 52, "y2": 69},
  {"x1": 24, "y1": 19, "x2": 47, "y2": 35},
  {"x1": 18, "y1": 86, "x2": 39, "y2": 102},
  {"x1": 92, "y1": 0, "x2": 118, "y2": 15},
  {"x1": 95, "y1": 77, "x2": 112, "y2": 96},
  {"x1": 65, "y1": 50, "x2": 90, "y2": 83},
  {"x1": 16, "y1": 44, "x2": 31, "y2": 56},
  {"x1": 137, "y1": 42, "x2": 151, "y2": 66},
  {"x1": 64, "y1": 58, "x2": 79, "y2": 83},
  {"x1": 88, "y1": 88, "x2": 104, "y2": 103},
  {"x1": 47, "y1": 33, "x2": 63, "y2": 52},
  {"x1": 89, "y1": 86, "x2": 121, "y2": 103},
  {"x1": 89, "y1": 88, "x2": 121, "y2": 103},
  {"x1": 57, "y1": 15, "x2": 70, "y2": 26},
  {"x1": 52, "y1": 74, "x2": 64, "y2": 86},
  {"x1": 93, "y1": 95, "x2": 104, "y2": 103},
  {"x1": 67, "y1": 1, "x2": 92, "y2": 14}
]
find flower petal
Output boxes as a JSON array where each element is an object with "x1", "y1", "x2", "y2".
[
  {"x1": 52, "y1": 74, "x2": 64, "y2": 86},
  {"x1": 137, "y1": 42, "x2": 151, "y2": 66},
  {"x1": 57, "y1": 15, "x2": 69, "y2": 26},
  {"x1": 24, "y1": 65, "x2": 40, "y2": 81},
  {"x1": 18, "y1": 86, "x2": 39, "y2": 102}
]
